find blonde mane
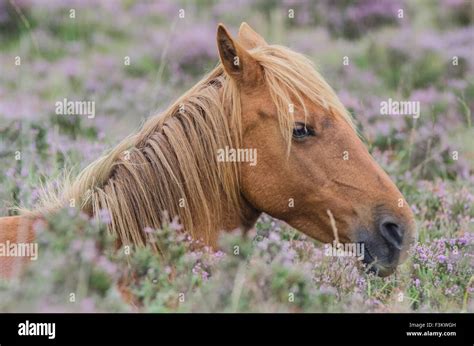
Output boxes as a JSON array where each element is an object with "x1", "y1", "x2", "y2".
[{"x1": 27, "y1": 44, "x2": 354, "y2": 247}]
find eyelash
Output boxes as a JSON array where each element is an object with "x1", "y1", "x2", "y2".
[{"x1": 292, "y1": 122, "x2": 315, "y2": 140}]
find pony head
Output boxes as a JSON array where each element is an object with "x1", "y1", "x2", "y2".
[
  {"x1": 28, "y1": 23, "x2": 416, "y2": 278},
  {"x1": 217, "y1": 23, "x2": 416, "y2": 276}
]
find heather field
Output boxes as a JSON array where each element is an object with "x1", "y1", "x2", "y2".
[{"x1": 0, "y1": 0, "x2": 473, "y2": 313}]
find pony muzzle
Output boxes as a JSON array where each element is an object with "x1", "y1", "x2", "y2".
[{"x1": 357, "y1": 213, "x2": 416, "y2": 277}]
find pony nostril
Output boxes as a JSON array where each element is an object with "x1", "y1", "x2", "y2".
[{"x1": 380, "y1": 220, "x2": 404, "y2": 250}]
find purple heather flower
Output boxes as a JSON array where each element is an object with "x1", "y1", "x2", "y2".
[
  {"x1": 144, "y1": 227, "x2": 155, "y2": 234},
  {"x1": 169, "y1": 217, "x2": 183, "y2": 231},
  {"x1": 80, "y1": 297, "x2": 96, "y2": 313},
  {"x1": 81, "y1": 239, "x2": 97, "y2": 261},
  {"x1": 97, "y1": 255, "x2": 117, "y2": 276},
  {"x1": 98, "y1": 208, "x2": 112, "y2": 225}
]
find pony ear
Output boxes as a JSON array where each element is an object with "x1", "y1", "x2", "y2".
[
  {"x1": 216, "y1": 24, "x2": 261, "y2": 86},
  {"x1": 238, "y1": 22, "x2": 267, "y2": 50}
]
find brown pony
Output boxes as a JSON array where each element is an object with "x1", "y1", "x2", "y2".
[{"x1": 0, "y1": 23, "x2": 415, "y2": 278}]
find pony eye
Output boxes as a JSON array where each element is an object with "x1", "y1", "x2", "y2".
[{"x1": 292, "y1": 122, "x2": 314, "y2": 140}]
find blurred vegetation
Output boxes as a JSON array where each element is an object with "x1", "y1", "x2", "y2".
[{"x1": 0, "y1": 0, "x2": 472, "y2": 312}]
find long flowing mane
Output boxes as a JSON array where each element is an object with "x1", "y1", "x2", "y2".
[{"x1": 25, "y1": 45, "x2": 354, "y2": 247}]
